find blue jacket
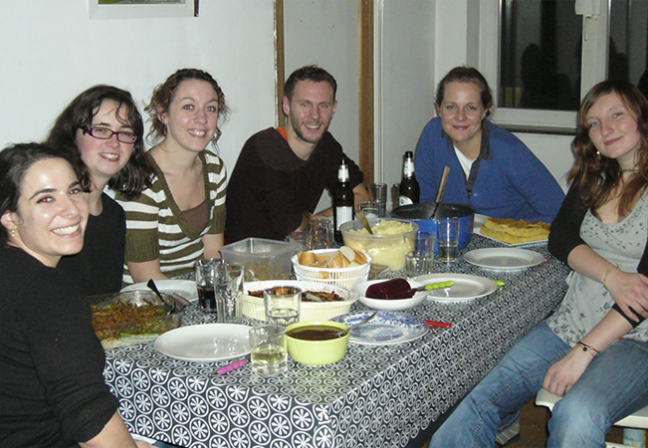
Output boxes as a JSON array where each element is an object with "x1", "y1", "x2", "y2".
[{"x1": 414, "y1": 117, "x2": 565, "y2": 223}]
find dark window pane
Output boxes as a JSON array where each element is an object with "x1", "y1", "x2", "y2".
[
  {"x1": 499, "y1": 0, "x2": 581, "y2": 111},
  {"x1": 610, "y1": 0, "x2": 648, "y2": 99}
]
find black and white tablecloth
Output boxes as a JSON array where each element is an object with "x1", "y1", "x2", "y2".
[{"x1": 104, "y1": 236, "x2": 570, "y2": 447}]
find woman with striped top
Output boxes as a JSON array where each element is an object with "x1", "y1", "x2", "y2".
[{"x1": 116, "y1": 69, "x2": 229, "y2": 285}]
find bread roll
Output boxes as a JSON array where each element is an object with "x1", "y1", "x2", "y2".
[{"x1": 298, "y1": 251, "x2": 316, "y2": 266}]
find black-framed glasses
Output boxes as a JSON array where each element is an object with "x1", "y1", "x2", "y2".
[{"x1": 84, "y1": 126, "x2": 138, "y2": 144}]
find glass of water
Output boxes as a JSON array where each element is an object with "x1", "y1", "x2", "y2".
[
  {"x1": 264, "y1": 286, "x2": 301, "y2": 326},
  {"x1": 437, "y1": 218, "x2": 460, "y2": 264},
  {"x1": 249, "y1": 325, "x2": 288, "y2": 376}
]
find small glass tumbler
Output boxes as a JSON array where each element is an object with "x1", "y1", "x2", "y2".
[
  {"x1": 415, "y1": 231, "x2": 436, "y2": 254},
  {"x1": 309, "y1": 220, "x2": 332, "y2": 249},
  {"x1": 249, "y1": 325, "x2": 288, "y2": 377},
  {"x1": 216, "y1": 262, "x2": 245, "y2": 323},
  {"x1": 405, "y1": 250, "x2": 433, "y2": 277},
  {"x1": 358, "y1": 200, "x2": 381, "y2": 220},
  {"x1": 437, "y1": 218, "x2": 461, "y2": 264},
  {"x1": 368, "y1": 183, "x2": 387, "y2": 217},
  {"x1": 264, "y1": 286, "x2": 301, "y2": 327},
  {"x1": 195, "y1": 258, "x2": 228, "y2": 314}
]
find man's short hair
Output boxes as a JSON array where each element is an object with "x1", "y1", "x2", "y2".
[{"x1": 284, "y1": 65, "x2": 337, "y2": 101}]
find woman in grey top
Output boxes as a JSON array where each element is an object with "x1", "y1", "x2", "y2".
[{"x1": 430, "y1": 80, "x2": 648, "y2": 448}]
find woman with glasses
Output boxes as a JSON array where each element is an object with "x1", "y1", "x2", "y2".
[
  {"x1": 46, "y1": 85, "x2": 153, "y2": 295},
  {"x1": 116, "y1": 68, "x2": 229, "y2": 285}
]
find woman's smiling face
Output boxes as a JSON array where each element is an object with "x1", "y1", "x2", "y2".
[{"x1": 1, "y1": 158, "x2": 88, "y2": 267}]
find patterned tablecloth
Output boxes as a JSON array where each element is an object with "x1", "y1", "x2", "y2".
[{"x1": 104, "y1": 235, "x2": 570, "y2": 448}]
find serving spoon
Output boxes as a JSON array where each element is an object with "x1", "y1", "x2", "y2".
[
  {"x1": 147, "y1": 279, "x2": 174, "y2": 311},
  {"x1": 336, "y1": 311, "x2": 378, "y2": 338},
  {"x1": 356, "y1": 209, "x2": 374, "y2": 234},
  {"x1": 428, "y1": 165, "x2": 451, "y2": 219}
]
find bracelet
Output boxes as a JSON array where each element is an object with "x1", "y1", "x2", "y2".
[
  {"x1": 571, "y1": 340, "x2": 601, "y2": 356},
  {"x1": 602, "y1": 266, "x2": 617, "y2": 290}
]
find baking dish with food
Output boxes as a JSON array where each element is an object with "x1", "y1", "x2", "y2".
[{"x1": 89, "y1": 290, "x2": 189, "y2": 349}]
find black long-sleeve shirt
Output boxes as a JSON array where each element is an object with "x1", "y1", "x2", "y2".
[{"x1": 0, "y1": 247, "x2": 118, "y2": 447}]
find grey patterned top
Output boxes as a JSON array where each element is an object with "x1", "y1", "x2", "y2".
[{"x1": 547, "y1": 190, "x2": 648, "y2": 343}]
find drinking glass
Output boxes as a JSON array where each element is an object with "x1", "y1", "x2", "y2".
[
  {"x1": 405, "y1": 250, "x2": 433, "y2": 277},
  {"x1": 437, "y1": 218, "x2": 460, "y2": 264},
  {"x1": 358, "y1": 200, "x2": 381, "y2": 220},
  {"x1": 216, "y1": 262, "x2": 245, "y2": 323},
  {"x1": 194, "y1": 258, "x2": 227, "y2": 314},
  {"x1": 286, "y1": 231, "x2": 310, "y2": 252},
  {"x1": 415, "y1": 231, "x2": 436, "y2": 254},
  {"x1": 264, "y1": 286, "x2": 301, "y2": 326},
  {"x1": 368, "y1": 183, "x2": 387, "y2": 216},
  {"x1": 249, "y1": 325, "x2": 288, "y2": 376},
  {"x1": 309, "y1": 219, "x2": 332, "y2": 249}
]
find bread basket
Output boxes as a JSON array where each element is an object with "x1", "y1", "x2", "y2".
[
  {"x1": 240, "y1": 280, "x2": 358, "y2": 322},
  {"x1": 291, "y1": 248, "x2": 372, "y2": 289}
]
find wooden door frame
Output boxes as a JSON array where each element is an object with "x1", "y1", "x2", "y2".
[{"x1": 274, "y1": 0, "x2": 374, "y2": 183}]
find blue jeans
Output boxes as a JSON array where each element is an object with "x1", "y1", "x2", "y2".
[{"x1": 430, "y1": 321, "x2": 648, "y2": 448}]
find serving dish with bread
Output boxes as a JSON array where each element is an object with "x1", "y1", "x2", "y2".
[
  {"x1": 478, "y1": 217, "x2": 550, "y2": 245},
  {"x1": 292, "y1": 247, "x2": 372, "y2": 289}
]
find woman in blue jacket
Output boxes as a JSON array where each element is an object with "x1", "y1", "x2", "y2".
[{"x1": 415, "y1": 66, "x2": 565, "y2": 223}]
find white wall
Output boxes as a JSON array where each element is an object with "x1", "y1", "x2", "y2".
[
  {"x1": 0, "y1": 0, "x2": 277, "y2": 176},
  {"x1": 377, "y1": 0, "x2": 436, "y2": 193},
  {"x1": 283, "y1": 0, "x2": 360, "y2": 211}
]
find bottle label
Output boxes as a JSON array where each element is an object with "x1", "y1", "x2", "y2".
[
  {"x1": 335, "y1": 206, "x2": 354, "y2": 230},
  {"x1": 399, "y1": 196, "x2": 414, "y2": 206},
  {"x1": 402, "y1": 159, "x2": 415, "y2": 178}
]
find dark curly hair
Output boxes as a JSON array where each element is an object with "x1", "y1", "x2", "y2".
[
  {"x1": 569, "y1": 80, "x2": 648, "y2": 219},
  {"x1": 0, "y1": 143, "x2": 90, "y2": 249},
  {"x1": 145, "y1": 68, "x2": 229, "y2": 146},
  {"x1": 46, "y1": 85, "x2": 153, "y2": 200}
]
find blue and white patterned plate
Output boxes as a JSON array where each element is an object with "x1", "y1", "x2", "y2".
[{"x1": 332, "y1": 311, "x2": 428, "y2": 345}]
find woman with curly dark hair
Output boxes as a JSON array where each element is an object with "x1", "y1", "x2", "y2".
[
  {"x1": 116, "y1": 68, "x2": 230, "y2": 285},
  {"x1": 46, "y1": 85, "x2": 153, "y2": 295},
  {"x1": 430, "y1": 80, "x2": 648, "y2": 447}
]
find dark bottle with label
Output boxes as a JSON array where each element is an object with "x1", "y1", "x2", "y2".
[
  {"x1": 398, "y1": 151, "x2": 420, "y2": 206},
  {"x1": 333, "y1": 158, "x2": 354, "y2": 244}
]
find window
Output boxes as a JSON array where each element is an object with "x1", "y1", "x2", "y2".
[{"x1": 476, "y1": 0, "x2": 648, "y2": 133}]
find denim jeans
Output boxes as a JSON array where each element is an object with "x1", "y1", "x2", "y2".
[{"x1": 429, "y1": 321, "x2": 648, "y2": 448}]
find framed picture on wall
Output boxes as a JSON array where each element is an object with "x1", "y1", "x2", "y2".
[{"x1": 89, "y1": 0, "x2": 199, "y2": 19}]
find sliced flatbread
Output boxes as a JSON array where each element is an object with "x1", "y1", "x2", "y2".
[{"x1": 481, "y1": 218, "x2": 550, "y2": 244}]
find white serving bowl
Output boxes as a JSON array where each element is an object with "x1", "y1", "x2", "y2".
[
  {"x1": 352, "y1": 279, "x2": 427, "y2": 311},
  {"x1": 292, "y1": 248, "x2": 372, "y2": 289},
  {"x1": 241, "y1": 280, "x2": 358, "y2": 322}
]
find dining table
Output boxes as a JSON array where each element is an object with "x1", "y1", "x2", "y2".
[{"x1": 103, "y1": 234, "x2": 570, "y2": 448}]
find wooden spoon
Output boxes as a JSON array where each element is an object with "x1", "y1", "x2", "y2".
[
  {"x1": 356, "y1": 208, "x2": 374, "y2": 234},
  {"x1": 428, "y1": 165, "x2": 451, "y2": 219}
]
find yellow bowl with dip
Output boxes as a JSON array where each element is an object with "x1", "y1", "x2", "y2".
[{"x1": 284, "y1": 320, "x2": 350, "y2": 366}]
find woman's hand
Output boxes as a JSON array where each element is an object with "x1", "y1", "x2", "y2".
[
  {"x1": 605, "y1": 268, "x2": 648, "y2": 321},
  {"x1": 543, "y1": 346, "x2": 595, "y2": 397}
]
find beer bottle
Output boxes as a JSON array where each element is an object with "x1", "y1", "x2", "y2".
[
  {"x1": 333, "y1": 159, "x2": 354, "y2": 244},
  {"x1": 398, "y1": 151, "x2": 420, "y2": 205}
]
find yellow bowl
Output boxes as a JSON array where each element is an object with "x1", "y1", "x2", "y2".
[{"x1": 284, "y1": 320, "x2": 350, "y2": 365}]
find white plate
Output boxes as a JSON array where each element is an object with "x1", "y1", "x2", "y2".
[
  {"x1": 464, "y1": 248, "x2": 544, "y2": 271},
  {"x1": 413, "y1": 273, "x2": 498, "y2": 302},
  {"x1": 353, "y1": 279, "x2": 427, "y2": 311},
  {"x1": 331, "y1": 311, "x2": 428, "y2": 345},
  {"x1": 154, "y1": 323, "x2": 251, "y2": 362},
  {"x1": 122, "y1": 280, "x2": 198, "y2": 302},
  {"x1": 474, "y1": 227, "x2": 548, "y2": 246},
  {"x1": 472, "y1": 213, "x2": 489, "y2": 232}
]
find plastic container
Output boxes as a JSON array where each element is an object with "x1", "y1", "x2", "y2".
[
  {"x1": 340, "y1": 218, "x2": 418, "y2": 270},
  {"x1": 220, "y1": 237, "x2": 295, "y2": 281},
  {"x1": 390, "y1": 203, "x2": 474, "y2": 253},
  {"x1": 240, "y1": 280, "x2": 358, "y2": 322},
  {"x1": 89, "y1": 291, "x2": 189, "y2": 349},
  {"x1": 292, "y1": 248, "x2": 372, "y2": 289}
]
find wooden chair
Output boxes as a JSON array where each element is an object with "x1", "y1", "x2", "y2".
[{"x1": 535, "y1": 388, "x2": 648, "y2": 447}]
